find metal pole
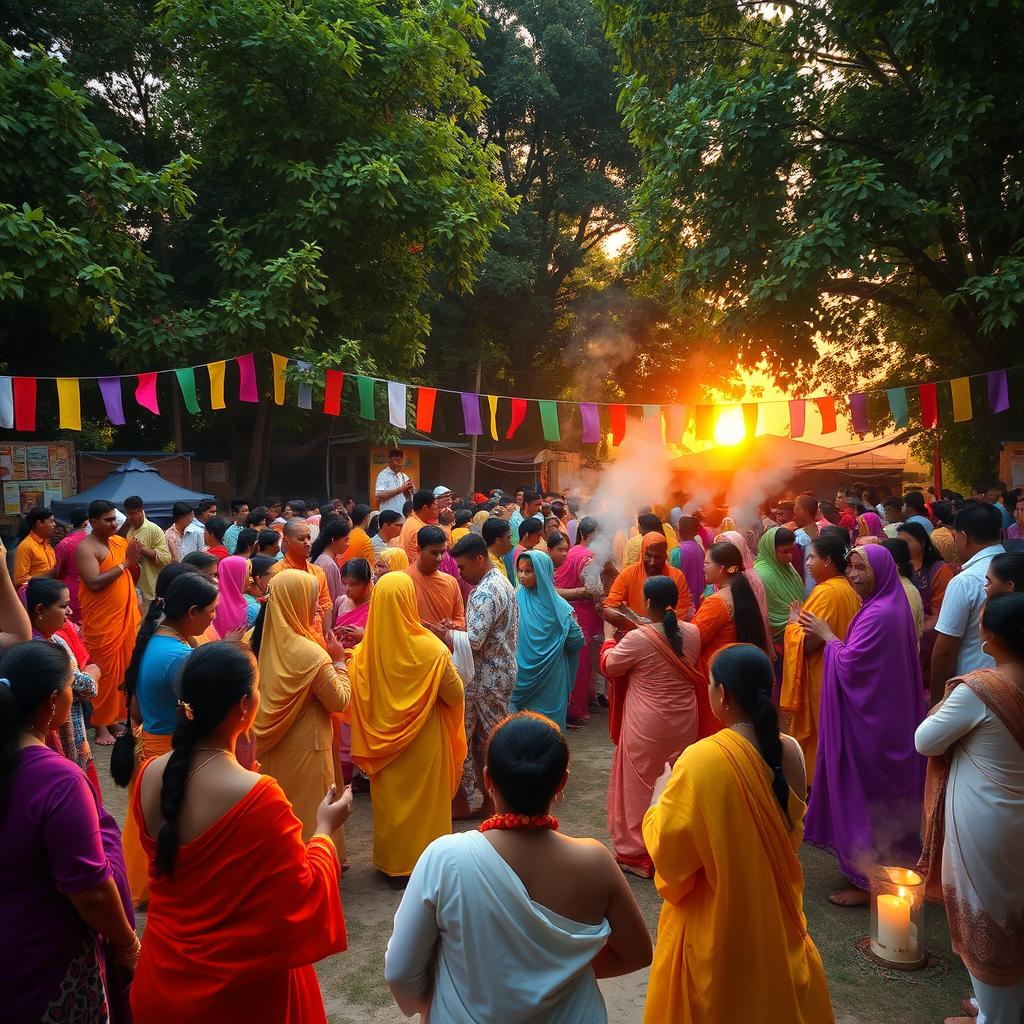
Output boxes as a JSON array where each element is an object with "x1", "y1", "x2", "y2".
[{"x1": 468, "y1": 359, "x2": 482, "y2": 495}]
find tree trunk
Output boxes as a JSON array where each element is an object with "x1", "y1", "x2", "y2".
[{"x1": 239, "y1": 401, "x2": 269, "y2": 498}]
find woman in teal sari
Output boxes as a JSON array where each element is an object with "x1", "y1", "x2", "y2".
[{"x1": 512, "y1": 550, "x2": 585, "y2": 731}]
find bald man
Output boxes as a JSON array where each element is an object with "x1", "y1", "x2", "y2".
[{"x1": 269, "y1": 517, "x2": 333, "y2": 638}]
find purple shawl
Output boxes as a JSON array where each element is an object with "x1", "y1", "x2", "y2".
[
  {"x1": 805, "y1": 544, "x2": 926, "y2": 886},
  {"x1": 677, "y1": 540, "x2": 705, "y2": 612}
]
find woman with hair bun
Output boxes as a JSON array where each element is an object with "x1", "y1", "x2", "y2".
[
  {"x1": 601, "y1": 575, "x2": 704, "y2": 878},
  {"x1": 385, "y1": 712, "x2": 651, "y2": 1021},
  {"x1": 917, "y1": 592, "x2": 1024, "y2": 1024},
  {"x1": 131, "y1": 641, "x2": 351, "y2": 1023},
  {"x1": 643, "y1": 645, "x2": 833, "y2": 1024}
]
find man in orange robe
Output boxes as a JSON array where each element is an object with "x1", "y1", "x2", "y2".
[
  {"x1": 269, "y1": 518, "x2": 333, "y2": 639},
  {"x1": 406, "y1": 526, "x2": 466, "y2": 630},
  {"x1": 77, "y1": 499, "x2": 142, "y2": 744},
  {"x1": 398, "y1": 489, "x2": 440, "y2": 563},
  {"x1": 339, "y1": 504, "x2": 376, "y2": 569},
  {"x1": 604, "y1": 533, "x2": 692, "y2": 632}
]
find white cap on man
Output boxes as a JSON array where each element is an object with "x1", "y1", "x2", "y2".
[{"x1": 433, "y1": 485, "x2": 452, "y2": 498}]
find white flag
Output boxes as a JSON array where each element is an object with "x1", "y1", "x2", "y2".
[{"x1": 387, "y1": 381, "x2": 407, "y2": 429}]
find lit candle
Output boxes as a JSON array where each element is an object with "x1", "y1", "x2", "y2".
[{"x1": 876, "y1": 893, "x2": 911, "y2": 951}]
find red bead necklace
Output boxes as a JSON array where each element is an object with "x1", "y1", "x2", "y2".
[{"x1": 479, "y1": 812, "x2": 559, "y2": 832}]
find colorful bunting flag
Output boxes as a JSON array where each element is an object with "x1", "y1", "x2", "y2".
[
  {"x1": 174, "y1": 368, "x2": 200, "y2": 415},
  {"x1": 207, "y1": 361, "x2": 226, "y2": 410},
  {"x1": 13, "y1": 377, "x2": 36, "y2": 431},
  {"x1": 135, "y1": 373, "x2": 159, "y2": 415},
  {"x1": 788, "y1": 399, "x2": 805, "y2": 438},
  {"x1": 664, "y1": 406, "x2": 686, "y2": 445},
  {"x1": 506, "y1": 398, "x2": 528, "y2": 439},
  {"x1": 950, "y1": 377, "x2": 972, "y2": 422},
  {"x1": 416, "y1": 386, "x2": 437, "y2": 432},
  {"x1": 461, "y1": 392, "x2": 482, "y2": 435},
  {"x1": 486, "y1": 395, "x2": 499, "y2": 441},
  {"x1": 56, "y1": 378, "x2": 81, "y2": 431},
  {"x1": 237, "y1": 354, "x2": 259, "y2": 403},
  {"x1": 324, "y1": 370, "x2": 343, "y2": 416},
  {"x1": 741, "y1": 402, "x2": 759, "y2": 439},
  {"x1": 642, "y1": 404, "x2": 661, "y2": 445},
  {"x1": 387, "y1": 381, "x2": 407, "y2": 429},
  {"x1": 987, "y1": 370, "x2": 1009, "y2": 414},
  {"x1": 609, "y1": 404, "x2": 627, "y2": 447},
  {"x1": 296, "y1": 361, "x2": 312, "y2": 411},
  {"x1": 539, "y1": 400, "x2": 560, "y2": 442},
  {"x1": 357, "y1": 376, "x2": 375, "y2": 420},
  {"x1": 919, "y1": 382, "x2": 938, "y2": 429},
  {"x1": 815, "y1": 396, "x2": 837, "y2": 434},
  {"x1": 272, "y1": 354, "x2": 288, "y2": 406},
  {"x1": 580, "y1": 402, "x2": 600, "y2": 444},
  {"x1": 0, "y1": 377, "x2": 12, "y2": 429},
  {"x1": 887, "y1": 387, "x2": 908, "y2": 427},
  {"x1": 849, "y1": 393, "x2": 868, "y2": 435},
  {"x1": 694, "y1": 405, "x2": 714, "y2": 441},
  {"x1": 99, "y1": 377, "x2": 125, "y2": 426}
]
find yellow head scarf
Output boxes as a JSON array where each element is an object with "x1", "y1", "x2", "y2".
[
  {"x1": 348, "y1": 572, "x2": 466, "y2": 782},
  {"x1": 376, "y1": 546, "x2": 410, "y2": 574},
  {"x1": 253, "y1": 569, "x2": 332, "y2": 754}
]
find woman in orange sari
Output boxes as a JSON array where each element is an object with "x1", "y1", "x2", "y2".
[
  {"x1": 602, "y1": 576, "x2": 703, "y2": 878},
  {"x1": 131, "y1": 642, "x2": 350, "y2": 1024},
  {"x1": 690, "y1": 541, "x2": 772, "y2": 737}
]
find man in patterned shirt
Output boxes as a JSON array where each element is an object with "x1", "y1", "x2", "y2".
[{"x1": 447, "y1": 533, "x2": 519, "y2": 818}]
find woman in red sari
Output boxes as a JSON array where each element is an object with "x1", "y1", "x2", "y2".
[
  {"x1": 131, "y1": 642, "x2": 351, "y2": 1024},
  {"x1": 601, "y1": 576, "x2": 702, "y2": 877}
]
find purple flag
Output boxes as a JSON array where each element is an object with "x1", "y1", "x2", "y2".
[
  {"x1": 461, "y1": 392, "x2": 482, "y2": 435},
  {"x1": 849, "y1": 392, "x2": 869, "y2": 434},
  {"x1": 99, "y1": 377, "x2": 126, "y2": 425},
  {"x1": 987, "y1": 369, "x2": 1009, "y2": 414},
  {"x1": 580, "y1": 402, "x2": 600, "y2": 443}
]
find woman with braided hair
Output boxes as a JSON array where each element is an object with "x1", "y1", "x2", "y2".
[{"x1": 131, "y1": 642, "x2": 351, "y2": 1023}]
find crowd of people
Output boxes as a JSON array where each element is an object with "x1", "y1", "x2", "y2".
[{"x1": 1, "y1": 455, "x2": 1022, "y2": 1024}]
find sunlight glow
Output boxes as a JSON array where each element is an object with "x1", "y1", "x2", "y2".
[{"x1": 713, "y1": 407, "x2": 747, "y2": 446}]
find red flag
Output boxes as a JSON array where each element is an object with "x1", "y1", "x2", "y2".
[
  {"x1": 324, "y1": 369, "x2": 343, "y2": 416},
  {"x1": 788, "y1": 399, "x2": 806, "y2": 438},
  {"x1": 416, "y1": 387, "x2": 437, "y2": 432},
  {"x1": 815, "y1": 396, "x2": 837, "y2": 434},
  {"x1": 13, "y1": 377, "x2": 36, "y2": 431},
  {"x1": 506, "y1": 398, "x2": 527, "y2": 439},
  {"x1": 609, "y1": 404, "x2": 627, "y2": 447},
  {"x1": 919, "y1": 382, "x2": 938, "y2": 429},
  {"x1": 135, "y1": 372, "x2": 160, "y2": 415}
]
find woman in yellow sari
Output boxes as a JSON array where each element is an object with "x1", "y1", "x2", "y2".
[
  {"x1": 643, "y1": 644, "x2": 833, "y2": 1024},
  {"x1": 780, "y1": 532, "x2": 861, "y2": 783},
  {"x1": 348, "y1": 572, "x2": 466, "y2": 883},
  {"x1": 374, "y1": 546, "x2": 410, "y2": 579},
  {"x1": 253, "y1": 569, "x2": 351, "y2": 855}
]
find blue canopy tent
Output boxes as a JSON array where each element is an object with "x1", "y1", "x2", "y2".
[{"x1": 52, "y1": 459, "x2": 214, "y2": 528}]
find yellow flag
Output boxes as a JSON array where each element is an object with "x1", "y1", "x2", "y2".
[
  {"x1": 272, "y1": 354, "x2": 288, "y2": 406},
  {"x1": 950, "y1": 377, "x2": 972, "y2": 422},
  {"x1": 487, "y1": 395, "x2": 499, "y2": 441},
  {"x1": 56, "y1": 378, "x2": 81, "y2": 431},
  {"x1": 208, "y1": 360, "x2": 226, "y2": 410}
]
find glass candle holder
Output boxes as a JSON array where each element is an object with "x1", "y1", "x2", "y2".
[{"x1": 869, "y1": 866, "x2": 926, "y2": 969}]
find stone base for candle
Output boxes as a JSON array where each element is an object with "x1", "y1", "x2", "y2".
[{"x1": 855, "y1": 937, "x2": 932, "y2": 974}]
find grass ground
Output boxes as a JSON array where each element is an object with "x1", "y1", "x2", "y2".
[{"x1": 95, "y1": 712, "x2": 970, "y2": 1023}]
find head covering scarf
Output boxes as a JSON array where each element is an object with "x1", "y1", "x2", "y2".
[
  {"x1": 515, "y1": 550, "x2": 576, "y2": 691},
  {"x1": 253, "y1": 570, "x2": 332, "y2": 754},
  {"x1": 858, "y1": 511, "x2": 883, "y2": 538},
  {"x1": 377, "y1": 546, "x2": 410, "y2": 573},
  {"x1": 211, "y1": 555, "x2": 250, "y2": 637},
  {"x1": 753, "y1": 527, "x2": 805, "y2": 636},
  {"x1": 716, "y1": 530, "x2": 773, "y2": 653},
  {"x1": 715, "y1": 530, "x2": 754, "y2": 570},
  {"x1": 347, "y1": 572, "x2": 465, "y2": 779},
  {"x1": 471, "y1": 510, "x2": 490, "y2": 535}
]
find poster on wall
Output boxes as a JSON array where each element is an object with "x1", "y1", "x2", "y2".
[
  {"x1": 19, "y1": 487, "x2": 44, "y2": 513},
  {"x1": 43, "y1": 482, "x2": 63, "y2": 506},
  {"x1": 26, "y1": 446, "x2": 50, "y2": 480},
  {"x1": 11, "y1": 447, "x2": 26, "y2": 480},
  {"x1": 0, "y1": 446, "x2": 13, "y2": 483},
  {"x1": 2, "y1": 482, "x2": 19, "y2": 516}
]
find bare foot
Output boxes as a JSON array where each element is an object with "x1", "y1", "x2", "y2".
[
  {"x1": 944, "y1": 1017, "x2": 976, "y2": 1024},
  {"x1": 451, "y1": 790, "x2": 473, "y2": 821},
  {"x1": 619, "y1": 862, "x2": 654, "y2": 880},
  {"x1": 94, "y1": 726, "x2": 117, "y2": 746},
  {"x1": 828, "y1": 887, "x2": 869, "y2": 907}
]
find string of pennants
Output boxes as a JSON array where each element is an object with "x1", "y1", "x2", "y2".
[{"x1": 0, "y1": 352, "x2": 1014, "y2": 446}]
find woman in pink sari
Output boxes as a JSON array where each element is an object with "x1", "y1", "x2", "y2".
[
  {"x1": 209, "y1": 555, "x2": 250, "y2": 639},
  {"x1": 332, "y1": 557, "x2": 373, "y2": 786},
  {"x1": 601, "y1": 575, "x2": 702, "y2": 877},
  {"x1": 552, "y1": 525, "x2": 605, "y2": 728}
]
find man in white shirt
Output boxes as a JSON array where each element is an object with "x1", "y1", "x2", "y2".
[
  {"x1": 375, "y1": 449, "x2": 415, "y2": 514},
  {"x1": 931, "y1": 501, "x2": 1004, "y2": 704},
  {"x1": 181, "y1": 499, "x2": 218, "y2": 556}
]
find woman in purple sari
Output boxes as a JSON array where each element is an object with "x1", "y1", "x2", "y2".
[
  {"x1": 552, "y1": 521, "x2": 606, "y2": 727},
  {"x1": 0, "y1": 641, "x2": 138, "y2": 1022},
  {"x1": 799, "y1": 544, "x2": 926, "y2": 906}
]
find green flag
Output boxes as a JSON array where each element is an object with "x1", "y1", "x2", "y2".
[
  {"x1": 539, "y1": 400, "x2": 560, "y2": 441},
  {"x1": 357, "y1": 376, "x2": 375, "y2": 420},
  {"x1": 175, "y1": 367, "x2": 200, "y2": 415}
]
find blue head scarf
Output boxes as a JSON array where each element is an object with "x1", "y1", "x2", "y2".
[{"x1": 514, "y1": 550, "x2": 576, "y2": 685}]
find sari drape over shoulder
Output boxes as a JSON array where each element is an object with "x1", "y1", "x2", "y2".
[
  {"x1": 642, "y1": 730, "x2": 833, "y2": 1024},
  {"x1": 554, "y1": 544, "x2": 604, "y2": 722},
  {"x1": 211, "y1": 555, "x2": 250, "y2": 637},
  {"x1": 603, "y1": 623, "x2": 702, "y2": 874},
  {"x1": 754, "y1": 528, "x2": 805, "y2": 641},
  {"x1": 78, "y1": 535, "x2": 140, "y2": 725},
  {"x1": 348, "y1": 572, "x2": 466, "y2": 876},
  {"x1": 606, "y1": 534, "x2": 692, "y2": 620},
  {"x1": 130, "y1": 771, "x2": 347, "y2": 1024},
  {"x1": 269, "y1": 552, "x2": 332, "y2": 639},
  {"x1": 805, "y1": 545, "x2": 926, "y2": 887},
  {"x1": 780, "y1": 576, "x2": 861, "y2": 783}
]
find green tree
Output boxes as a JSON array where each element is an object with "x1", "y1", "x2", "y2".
[{"x1": 600, "y1": 0, "x2": 1024, "y2": 475}]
